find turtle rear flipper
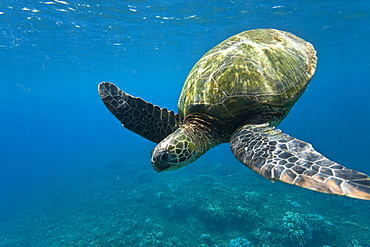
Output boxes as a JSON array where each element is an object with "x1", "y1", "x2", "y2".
[
  {"x1": 230, "y1": 124, "x2": 370, "y2": 200},
  {"x1": 98, "y1": 82, "x2": 180, "y2": 143}
]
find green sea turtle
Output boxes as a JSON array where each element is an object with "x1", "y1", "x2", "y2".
[{"x1": 98, "y1": 29, "x2": 370, "y2": 200}]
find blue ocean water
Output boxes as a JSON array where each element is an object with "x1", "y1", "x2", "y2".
[{"x1": 1, "y1": 0, "x2": 370, "y2": 246}]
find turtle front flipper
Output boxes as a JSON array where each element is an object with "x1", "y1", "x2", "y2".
[
  {"x1": 98, "y1": 82, "x2": 180, "y2": 143},
  {"x1": 230, "y1": 124, "x2": 370, "y2": 200}
]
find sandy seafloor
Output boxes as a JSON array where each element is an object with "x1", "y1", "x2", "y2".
[{"x1": 0, "y1": 0, "x2": 370, "y2": 246}]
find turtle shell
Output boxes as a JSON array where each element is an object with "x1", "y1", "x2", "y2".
[{"x1": 178, "y1": 29, "x2": 317, "y2": 123}]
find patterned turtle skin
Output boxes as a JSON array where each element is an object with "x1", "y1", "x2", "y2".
[{"x1": 98, "y1": 29, "x2": 370, "y2": 200}]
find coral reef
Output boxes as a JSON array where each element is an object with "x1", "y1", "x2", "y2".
[
  {"x1": 228, "y1": 237, "x2": 253, "y2": 247},
  {"x1": 282, "y1": 211, "x2": 312, "y2": 246},
  {"x1": 0, "y1": 160, "x2": 369, "y2": 246}
]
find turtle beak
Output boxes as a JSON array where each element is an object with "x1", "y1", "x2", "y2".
[
  {"x1": 151, "y1": 149, "x2": 162, "y2": 172},
  {"x1": 151, "y1": 156, "x2": 172, "y2": 172},
  {"x1": 151, "y1": 155, "x2": 164, "y2": 172},
  {"x1": 151, "y1": 148, "x2": 171, "y2": 172},
  {"x1": 152, "y1": 162, "x2": 163, "y2": 173}
]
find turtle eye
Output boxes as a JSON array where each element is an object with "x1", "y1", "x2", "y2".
[{"x1": 158, "y1": 150, "x2": 170, "y2": 162}]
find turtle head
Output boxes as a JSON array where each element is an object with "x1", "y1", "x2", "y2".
[{"x1": 151, "y1": 127, "x2": 199, "y2": 172}]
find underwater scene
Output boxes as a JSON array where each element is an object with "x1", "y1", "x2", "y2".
[{"x1": 1, "y1": 0, "x2": 370, "y2": 246}]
